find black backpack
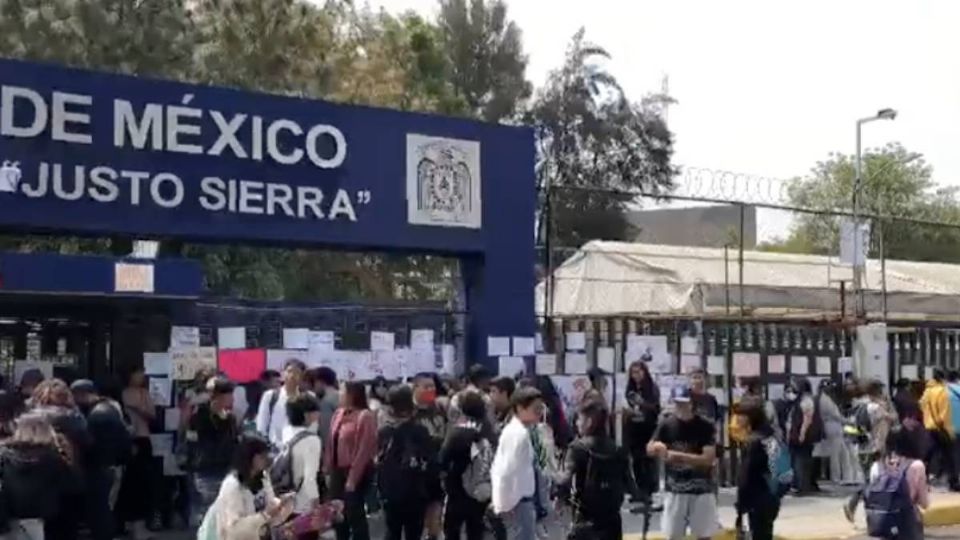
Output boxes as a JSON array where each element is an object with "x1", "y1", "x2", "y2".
[
  {"x1": 377, "y1": 423, "x2": 431, "y2": 504},
  {"x1": 575, "y1": 448, "x2": 626, "y2": 514}
]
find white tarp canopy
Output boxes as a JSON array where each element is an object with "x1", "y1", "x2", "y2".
[{"x1": 536, "y1": 241, "x2": 960, "y2": 320}]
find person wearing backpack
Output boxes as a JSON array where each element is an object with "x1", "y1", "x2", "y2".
[
  {"x1": 786, "y1": 377, "x2": 821, "y2": 495},
  {"x1": 733, "y1": 397, "x2": 790, "y2": 540},
  {"x1": 273, "y1": 394, "x2": 322, "y2": 533},
  {"x1": 555, "y1": 399, "x2": 630, "y2": 540},
  {"x1": 863, "y1": 426, "x2": 929, "y2": 539},
  {"x1": 844, "y1": 380, "x2": 897, "y2": 523},
  {"x1": 256, "y1": 359, "x2": 309, "y2": 449},
  {"x1": 376, "y1": 385, "x2": 437, "y2": 540},
  {"x1": 440, "y1": 391, "x2": 493, "y2": 540}
]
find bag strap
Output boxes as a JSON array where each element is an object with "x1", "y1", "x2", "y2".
[{"x1": 265, "y1": 389, "x2": 280, "y2": 436}]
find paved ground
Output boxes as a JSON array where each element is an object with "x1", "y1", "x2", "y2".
[{"x1": 153, "y1": 483, "x2": 960, "y2": 539}]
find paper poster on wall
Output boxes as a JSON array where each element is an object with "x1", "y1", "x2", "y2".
[
  {"x1": 706, "y1": 355, "x2": 726, "y2": 376},
  {"x1": 808, "y1": 377, "x2": 826, "y2": 391},
  {"x1": 790, "y1": 356, "x2": 809, "y2": 375},
  {"x1": 680, "y1": 354, "x2": 701, "y2": 374},
  {"x1": 144, "y1": 352, "x2": 171, "y2": 377},
  {"x1": 218, "y1": 349, "x2": 266, "y2": 383},
  {"x1": 657, "y1": 374, "x2": 692, "y2": 408},
  {"x1": 838, "y1": 357, "x2": 853, "y2": 374},
  {"x1": 597, "y1": 347, "x2": 615, "y2": 373},
  {"x1": 282, "y1": 328, "x2": 310, "y2": 350},
  {"x1": 149, "y1": 377, "x2": 172, "y2": 407},
  {"x1": 14, "y1": 361, "x2": 54, "y2": 385},
  {"x1": 565, "y1": 332, "x2": 586, "y2": 351},
  {"x1": 498, "y1": 356, "x2": 526, "y2": 377},
  {"x1": 855, "y1": 323, "x2": 889, "y2": 387},
  {"x1": 170, "y1": 326, "x2": 200, "y2": 349},
  {"x1": 149, "y1": 434, "x2": 174, "y2": 457},
  {"x1": 512, "y1": 337, "x2": 536, "y2": 357},
  {"x1": 164, "y1": 408, "x2": 181, "y2": 432},
  {"x1": 366, "y1": 350, "x2": 400, "y2": 380},
  {"x1": 535, "y1": 333, "x2": 544, "y2": 353},
  {"x1": 768, "y1": 384, "x2": 785, "y2": 401},
  {"x1": 900, "y1": 364, "x2": 918, "y2": 380},
  {"x1": 614, "y1": 373, "x2": 628, "y2": 408},
  {"x1": 565, "y1": 353, "x2": 589, "y2": 374},
  {"x1": 440, "y1": 344, "x2": 457, "y2": 376},
  {"x1": 681, "y1": 337, "x2": 700, "y2": 355},
  {"x1": 627, "y1": 335, "x2": 668, "y2": 360},
  {"x1": 487, "y1": 337, "x2": 511, "y2": 357},
  {"x1": 732, "y1": 352, "x2": 761, "y2": 377},
  {"x1": 370, "y1": 331, "x2": 395, "y2": 352},
  {"x1": 218, "y1": 327, "x2": 246, "y2": 350},
  {"x1": 550, "y1": 375, "x2": 613, "y2": 419},
  {"x1": 925, "y1": 366, "x2": 936, "y2": 380},
  {"x1": 308, "y1": 331, "x2": 336, "y2": 351},
  {"x1": 767, "y1": 355, "x2": 786, "y2": 374},
  {"x1": 410, "y1": 349, "x2": 437, "y2": 376},
  {"x1": 411, "y1": 329, "x2": 435, "y2": 351},
  {"x1": 816, "y1": 356, "x2": 832, "y2": 375},
  {"x1": 535, "y1": 354, "x2": 557, "y2": 375},
  {"x1": 171, "y1": 348, "x2": 217, "y2": 381}
]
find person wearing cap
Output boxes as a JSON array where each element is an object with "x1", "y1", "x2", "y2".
[
  {"x1": 72, "y1": 379, "x2": 133, "y2": 540},
  {"x1": 647, "y1": 386, "x2": 719, "y2": 540}
]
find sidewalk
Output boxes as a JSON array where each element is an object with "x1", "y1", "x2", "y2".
[{"x1": 623, "y1": 485, "x2": 960, "y2": 540}]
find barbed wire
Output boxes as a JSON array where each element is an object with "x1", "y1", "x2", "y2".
[{"x1": 674, "y1": 166, "x2": 796, "y2": 205}]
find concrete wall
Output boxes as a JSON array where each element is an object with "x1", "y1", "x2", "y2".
[{"x1": 627, "y1": 205, "x2": 757, "y2": 248}]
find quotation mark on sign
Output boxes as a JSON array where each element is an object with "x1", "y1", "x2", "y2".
[{"x1": 355, "y1": 190, "x2": 372, "y2": 205}]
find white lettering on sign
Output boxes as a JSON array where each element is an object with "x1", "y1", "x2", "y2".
[
  {"x1": 0, "y1": 82, "x2": 376, "y2": 223},
  {"x1": 115, "y1": 262, "x2": 155, "y2": 293}
]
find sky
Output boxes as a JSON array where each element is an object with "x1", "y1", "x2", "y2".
[{"x1": 372, "y1": 0, "x2": 960, "y2": 241}]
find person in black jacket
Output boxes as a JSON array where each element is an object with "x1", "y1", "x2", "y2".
[
  {"x1": 186, "y1": 377, "x2": 239, "y2": 526},
  {"x1": 556, "y1": 399, "x2": 631, "y2": 540},
  {"x1": 0, "y1": 411, "x2": 79, "y2": 540},
  {"x1": 71, "y1": 379, "x2": 133, "y2": 540},
  {"x1": 733, "y1": 397, "x2": 780, "y2": 540},
  {"x1": 440, "y1": 391, "x2": 491, "y2": 540},
  {"x1": 623, "y1": 360, "x2": 661, "y2": 504},
  {"x1": 377, "y1": 385, "x2": 438, "y2": 540}
]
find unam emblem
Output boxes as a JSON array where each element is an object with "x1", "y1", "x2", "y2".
[{"x1": 415, "y1": 142, "x2": 473, "y2": 223}]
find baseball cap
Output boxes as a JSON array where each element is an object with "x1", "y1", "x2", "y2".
[
  {"x1": 670, "y1": 385, "x2": 692, "y2": 403},
  {"x1": 70, "y1": 379, "x2": 97, "y2": 394}
]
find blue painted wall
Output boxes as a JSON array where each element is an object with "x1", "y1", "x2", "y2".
[{"x1": 0, "y1": 59, "x2": 535, "y2": 368}]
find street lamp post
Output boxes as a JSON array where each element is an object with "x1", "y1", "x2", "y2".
[{"x1": 853, "y1": 108, "x2": 897, "y2": 319}]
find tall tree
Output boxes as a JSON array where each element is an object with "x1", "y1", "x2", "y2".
[
  {"x1": 531, "y1": 29, "x2": 675, "y2": 250},
  {"x1": 438, "y1": 0, "x2": 531, "y2": 122},
  {"x1": 763, "y1": 143, "x2": 960, "y2": 263}
]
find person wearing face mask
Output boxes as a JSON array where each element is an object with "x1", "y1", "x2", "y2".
[
  {"x1": 187, "y1": 377, "x2": 240, "y2": 527},
  {"x1": 282, "y1": 394, "x2": 323, "y2": 535},
  {"x1": 71, "y1": 379, "x2": 133, "y2": 540},
  {"x1": 412, "y1": 373, "x2": 449, "y2": 540}
]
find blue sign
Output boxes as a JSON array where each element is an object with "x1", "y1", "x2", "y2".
[{"x1": 0, "y1": 59, "x2": 537, "y2": 368}]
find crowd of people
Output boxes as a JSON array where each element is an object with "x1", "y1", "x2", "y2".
[{"x1": 0, "y1": 356, "x2": 948, "y2": 540}]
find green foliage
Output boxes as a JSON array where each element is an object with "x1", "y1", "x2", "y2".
[
  {"x1": 530, "y1": 29, "x2": 676, "y2": 249},
  {"x1": 765, "y1": 143, "x2": 960, "y2": 263}
]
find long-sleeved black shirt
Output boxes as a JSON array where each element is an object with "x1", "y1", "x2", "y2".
[
  {"x1": 187, "y1": 403, "x2": 239, "y2": 475},
  {"x1": 555, "y1": 435, "x2": 631, "y2": 522}
]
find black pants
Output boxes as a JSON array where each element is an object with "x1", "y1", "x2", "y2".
[
  {"x1": 569, "y1": 512, "x2": 622, "y2": 540},
  {"x1": 329, "y1": 468, "x2": 371, "y2": 540},
  {"x1": 627, "y1": 422, "x2": 658, "y2": 499},
  {"x1": 926, "y1": 429, "x2": 959, "y2": 488},
  {"x1": 444, "y1": 495, "x2": 486, "y2": 540},
  {"x1": 117, "y1": 437, "x2": 156, "y2": 524},
  {"x1": 790, "y1": 444, "x2": 815, "y2": 493},
  {"x1": 384, "y1": 501, "x2": 427, "y2": 540},
  {"x1": 746, "y1": 501, "x2": 780, "y2": 540},
  {"x1": 84, "y1": 466, "x2": 116, "y2": 540}
]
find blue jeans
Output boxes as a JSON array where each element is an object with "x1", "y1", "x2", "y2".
[
  {"x1": 191, "y1": 473, "x2": 223, "y2": 527},
  {"x1": 502, "y1": 499, "x2": 536, "y2": 540}
]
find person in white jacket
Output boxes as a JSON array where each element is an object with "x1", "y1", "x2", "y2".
[
  {"x1": 256, "y1": 359, "x2": 309, "y2": 448},
  {"x1": 281, "y1": 394, "x2": 323, "y2": 515},
  {"x1": 491, "y1": 386, "x2": 545, "y2": 540},
  {"x1": 199, "y1": 435, "x2": 293, "y2": 540}
]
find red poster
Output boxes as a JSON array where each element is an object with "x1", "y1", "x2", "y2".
[{"x1": 218, "y1": 349, "x2": 266, "y2": 383}]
